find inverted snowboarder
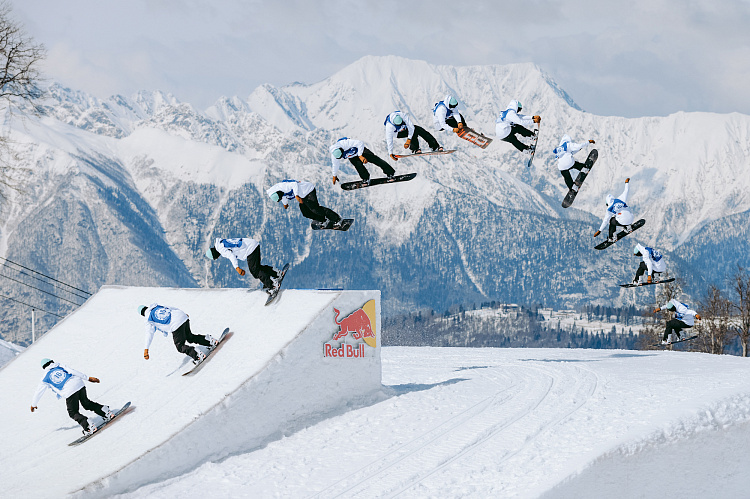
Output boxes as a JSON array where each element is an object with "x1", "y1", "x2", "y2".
[
  {"x1": 594, "y1": 178, "x2": 642, "y2": 246},
  {"x1": 139, "y1": 304, "x2": 218, "y2": 364},
  {"x1": 632, "y1": 243, "x2": 667, "y2": 285},
  {"x1": 654, "y1": 299, "x2": 701, "y2": 345},
  {"x1": 495, "y1": 100, "x2": 540, "y2": 155},
  {"x1": 31, "y1": 358, "x2": 115, "y2": 436},
  {"x1": 384, "y1": 110, "x2": 442, "y2": 159},
  {"x1": 267, "y1": 179, "x2": 348, "y2": 230},
  {"x1": 206, "y1": 237, "x2": 281, "y2": 293},
  {"x1": 330, "y1": 137, "x2": 395, "y2": 186},
  {"x1": 554, "y1": 135, "x2": 596, "y2": 190}
]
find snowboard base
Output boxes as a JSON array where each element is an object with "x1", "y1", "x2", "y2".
[
  {"x1": 526, "y1": 124, "x2": 541, "y2": 168},
  {"x1": 264, "y1": 263, "x2": 290, "y2": 305},
  {"x1": 182, "y1": 328, "x2": 231, "y2": 376},
  {"x1": 311, "y1": 219, "x2": 354, "y2": 231},
  {"x1": 620, "y1": 277, "x2": 675, "y2": 288},
  {"x1": 652, "y1": 335, "x2": 698, "y2": 347},
  {"x1": 68, "y1": 401, "x2": 132, "y2": 446},
  {"x1": 595, "y1": 219, "x2": 646, "y2": 250},
  {"x1": 456, "y1": 127, "x2": 492, "y2": 149},
  {"x1": 393, "y1": 150, "x2": 455, "y2": 159},
  {"x1": 340, "y1": 173, "x2": 417, "y2": 191},
  {"x1": 562, "y1": 149, "x2": 599, "y2": 208}
]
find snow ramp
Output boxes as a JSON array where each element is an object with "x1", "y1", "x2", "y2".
[{"x1": 0, "y1": 286, "x2": 382, "y2": 498}]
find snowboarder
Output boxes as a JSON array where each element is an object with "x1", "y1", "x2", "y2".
[
  {"x1": 594, "y1": 178, "x2": 635, "y2": 243},
  {"x1": 432, "y1": 95, "x2": 466, "y2": 133},
  {"x1": 632, "y1": 243, "x2": 667, "y2": 284},
  {"x1": 139, "y1": 304, "x2": 218, "y2": 364},
  {"x1": 330, "y1": 137, "x2": 395, "y2": 186},
  {"x1": 31, "y1": 359, "x2": 115, "y2": 436},
  {"x1": 267, "y1": 179, "x2": 343, "y2": 229},
  {"x1": 205, "y1": 238, "x2": 280, "y2": 292},
  {"x1": 384, "y1": 110, "x2": 442, "y2": 160},
  {"x1": 554, "y1": 135, "x2": 596, "y2": 190},
  {"x1": 495, "y1": 100, "x2": 540, "y2": 153},
  {"x1": 654, "y1": 299, "x2": 701, "y2": 345}
]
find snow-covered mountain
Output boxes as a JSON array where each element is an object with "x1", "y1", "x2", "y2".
[{"x1": 1, "y1": 55, "x2": 747, "y2": 343}]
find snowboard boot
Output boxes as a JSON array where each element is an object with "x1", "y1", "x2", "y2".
[
  {"x1": 193, "y1": 349, "x2": 206, "y2": 365},
  {"x1": 432, "y1": 146, "x2": 444, "y2": 152},
  {"x1": 83, "y1": 422, "x2": 98, "y2": 436},
  {"x1": 102, "y1": 405, "x2": 115, "y2": 422},
  {"x1": 321, "y1": 219, "x2": 335, "y2": 230},
  {"x1": 360, "y1": 178, "x2": 370, "y2": 186},
  {"x1": 206, "y1": 335, "x2": 219, "y2": 348},
  {"x1": 607, "y1": 233, "x2": 618, "y2": 243}
]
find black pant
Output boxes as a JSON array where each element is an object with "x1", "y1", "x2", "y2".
[
  {"x1": 66, "y1": 386, "x2": 105, "y2": 431},
  {"x1": 173, "y1": 320, "x2": 210, "y2": 361},
  {"x1": 608, "y1": 216, "x2": 624, "y2": 239},
  {"x1": 501, "y1": 124, "x2": 535, "y2": 152},
  {"x1": 445, "y1": 115, "x2": 466, "y2": 129},
  {"x1": 664, "y1": 319, "x2": 691, "y2": 341},
  {"x1": 348, "y1": 147, "x2": 395, "y2": 181},
  {"x1": 299, "y1": 189, "x2": 341, "y2": 224},
  {"x1": 247, "y1": 246, "x2": 277, "y2": 289},
  {"x1": 634, "y1": 262, "x2": 661, "y2": 281},
  {"x1": 397, "y1": 125, "x2": 440, "y2": 152}
]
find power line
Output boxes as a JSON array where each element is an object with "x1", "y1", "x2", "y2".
[
  {"x1": 1, "y1": 264, "x2": 90, "y2": 301},
  {"x1": 0, "y1": 294, "x2": 65, "y2": 318},
  {"x1": 0, "y1": 257, "x2": 91, "y2": 295},
  {"x1": 0, "y1": 272, "x2": 83, "y2": 306}
]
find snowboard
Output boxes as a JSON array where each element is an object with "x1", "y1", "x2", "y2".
[
  {"x1": 68, "y1": 401, "x2": 132, "y2": 446},
  {"x1": 561, "y1": 149, "x2": 599, "y2": 208},
  {"x1": 620, "y1": 277, "x2": 675, "y2": 288},
  {"x1": 456, "y1": 126, "x2": 492, "y2": 149},
  {"x1": 594, "y1": 219, "x2": 646, "y2": 250},
  {"x1": 182, "y1": 327, "x2": 231, "y2": 376},
  {"x1": 526, "y1": 124, "x2": 541, "y2": 168},
  {"x1": 392, "y1": 150, "x2": 456, "y2": 159},
  {"x1": 311, "y1": 218, "x2": 354, "y2": 231},
  {"x1": 264, "y1": 262, "x2": 290, "y2": 306},
  {"x1": 340, "y1": 173, "x2": 417, "y2": 191},
  {"x1": 652, "y1": 335, "x2": 698, "y2": 347}
]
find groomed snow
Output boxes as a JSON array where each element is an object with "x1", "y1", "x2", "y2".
[{"x1": 118, "y1": 347, "x2": 750, "y2": 498}]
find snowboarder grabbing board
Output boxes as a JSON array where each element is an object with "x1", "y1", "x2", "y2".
[
  {"x1": 330, "y1": 137, "x2": 396, "y2": 187},
  {"x1": 495, "y1": 100, "x2": 540, "y2": 164},
  {"x1": 267, "y1": 179, "x2": 349, "y2": 230},
  {"x1": 384, "y1": 111, "x2": 443, "y2": 160},
  {"x1": 654, "y1": 299, "x2": 701, "y2": 345},
  {"x1": 205, "y1": 237, "x2": 282, "y2": 294}
]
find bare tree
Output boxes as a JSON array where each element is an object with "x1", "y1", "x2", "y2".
[
  {"x1": 729, "y1": 266, "x2": 750, "y2": 357},
  {"x1": 693, "y1": 285, "x2": 732, "y2": 354}
]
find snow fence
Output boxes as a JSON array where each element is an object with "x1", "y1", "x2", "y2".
[{"x1": 0, "y1": 286, "x2": 382, "y2": 497}]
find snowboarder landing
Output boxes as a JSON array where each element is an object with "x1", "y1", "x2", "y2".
[
  {"x1": 633, "y1": 243, "x2": 666, "y2": 284},
  {"x1": 330, "y1": 137, "x2": 395, "y2": 186},
  {"x1": 31, "y1": 359, "x2": 115, "y2": 436},
  {"x1": 554, "y1": 135, "x2": 595, "y2": 190},
  {"x1": 495, "y1": 100, "x2": 540, "y2": 153},
  {"x1": 654, "y1": 299, "x2": 700, "y2": 345},
  {"x1": 433, "y1": 95, "x2": 467, "y2": 133},
  {"x1": 139, "y1": 304, "x2": 218, "y2": 364},
  {"x1": 594, "y1": 178, "x2": 635, "y2": 243},
  {"x1": 206, "y1": 238, "x2": 280, "y2": 292},
  {"x1": 384, "y1": 111, "x2": 442, "y2": 160},
  {"x1": 267, "y1": 179, "x2": 343, "y2": 229}
]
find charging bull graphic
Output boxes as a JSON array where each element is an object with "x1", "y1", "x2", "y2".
[{"x1": 325, "y1": 300, "x2": 377, "y2": 358}]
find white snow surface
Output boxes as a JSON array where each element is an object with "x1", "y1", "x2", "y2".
[
  {"x1": 116, "y1": 347, "x2": 750, "y2": 499},
  {"x1": 0, "y1": 337, "x2": 24, "y2": 367}
]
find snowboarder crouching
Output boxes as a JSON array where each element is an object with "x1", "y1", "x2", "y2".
[
  {"x1": 433, "y1": 95, "x2": 467, "y2": 133},
  {"x1": 330, "y1": 137, "x2": 395, "y2": 186},
  {"x1": 633, "y1": 243, "x2": 666, "y2": 284},
  {"x1": 654, "y1": 299, "x2": 700, "y2": 345},
  {"x1": 206, "y1": 237, "x2": 280, "y2": 292},
  {"x1": 594, "y1": 178, "x2": 634, "y2": 243},
  {"x1": 139, "y1": 304, "x2": 218, "y2": 364},
  {"x1": 267, "y1": 179, "x2": 343, "y2": 229},
  {"x1": 31, "y1": 359, "x2": 115, "y2": 436},
  {"x1": 495, "y1": 100, "x2": 540, "y2": 153},
  {"x1": 384, "y1": 111, "x2": 442, "y2": 160},
  {"x1": 554, "y1": 135, "x2": 595, "y2": 190}
]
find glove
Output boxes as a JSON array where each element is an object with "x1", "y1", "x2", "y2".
[
  {"x1": 533, "y1": 115, "x2": 541, "y2": 123},
  {"x1": 647, "y1": 275, "x2": 652, "y2": 283},
  {"x1": 332, "y1": 176, "x2": 338, "y2": 185},
  {"x1": 88, "y1": 377, "x2": 100, "y2": 383},
  {"x1": 593, "y1": 230, "x2": 601, "y2": 238},
  {"x1": 404, "y1": 139, "x2": 411, "y2": 149},
  {"x1": 358, "y1": 155, "x2": 368, "y2": 164},
  {"x1": 296, "y1": 195, "x2": 303, "y2": 204},
  {"x1": 654, "y1": 308, "x2": 661, "y2": 313},
  {"x1": 625, "y1": 178, "x2": 630, "y2": 183},
  {"x1": 696, "y1": 313, "x2": 702, "y2": 320},
  {"x1": 236, "y1": 267, "x2": 245, "y2": 276},
  {"x1": 589, "y1": 139, "x2": 595, "y2": 144},
  {"x1": 458, "y1": 123, "x2": 464, "y2": 129},
  {"x1": 30, "y1": 406, "x2": 36, "y2": 413},
  {"x1": 144, "y1": 349, "x2": 149, "y2": 360},
  {"x1": 390, "y1": 154, "x2": 398, "y2": 161},
  {"x1": 452, "y1": 127, "x2": 460, "y2": 133}
]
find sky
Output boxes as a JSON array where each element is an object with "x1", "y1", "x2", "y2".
[{"x1": 10, "y1": 0, "x2": 750, "y2": 118}]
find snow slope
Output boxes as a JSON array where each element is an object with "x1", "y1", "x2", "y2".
[
  {"x1": 119, "y1": 347, "x2": 750, "y2": 498},
  {"x1": 0, "y1": 337, "x2": 24, "y2": 367},
  {"x1": 0, "y1": 286, "x2": 381, "y2": 497}
]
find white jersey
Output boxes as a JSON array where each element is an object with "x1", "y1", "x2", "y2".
[
  {"x1": 31, "y1": 362, "x2": 87, "y2": 406},
  {"x1": 432, "y1": 95, "x2": 463, "y2": 131},
  {"x1": 266, "y1": 180, "x2": 316, "y2": 207},
  {"x1": 214, "y1": 237, "x2": 260, "y2": 269},
  {"x1": 635, "y1": 243, "x2": 666, "y2": 275},
  {"x1": 553, "y1": 135, "x2": 589, "y2": 171},
  {"x1": 663, "y1": 299, "x2": 698, "y2": 326},
  {"x1": 599, "y1": 183, "x2": 634, "y2": 231},
  {"x1": 495, "y1": 100, "x2": 535, "y2": 139},
  {"x1": 384, "y1": 111, "x2": 416, "y2": 154},
  {"x1": 330, "y1": 137, "x2": 365, "y2": 176},
  {"x1": 143, "y1": 303, "x2": 189, "y2": 349}
]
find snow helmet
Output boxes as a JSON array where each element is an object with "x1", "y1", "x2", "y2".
[
  {"x1": 447, "y1": 96, "x2": 458, "y2": 108},
  {"x1": 41, "y1": 358, "x2": 53, "y2": 369},
  {"x1": 633, "y1": 243, "x2": 644, "y2": 256},
  {"x1": 665, "y1": 302, "x2": 676, "y2": 311},
  {"x1": 138, "y1": 305, "x2": 148, "y2": 316},
  {"x1": 605, "y1": 194, "x2": 614, "y2": 207},
  {"x1": 392, "y1": 114, "x2": 403, "y2": 126},
  {"x1": 332, "y1": 148, "x2": 343, "y2": 159},
  {"x1": 205, "y1": 248, "x2": 214, "y2": 259},
  {"x1": 506, "y1": 100, "x2": 522, "y2": 113},
  {"x1": 560, "y1": 135, "x2": 571, "y2": 146},
  {"x1": 270, "y1": 191, "x2": 281, "y2": 203}
]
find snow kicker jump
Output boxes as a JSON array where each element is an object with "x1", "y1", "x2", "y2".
[{"x1": 0, "y1": 285, "x2": 382, "y2": 498}]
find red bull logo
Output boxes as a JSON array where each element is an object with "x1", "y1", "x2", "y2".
[{"x1": 324, "y1": 299, "x2": 377, "y2": 358}]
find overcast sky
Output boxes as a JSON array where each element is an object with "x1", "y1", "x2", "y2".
[{"x1": 11, "y1": 0, "x2": 750, "y2": 118}]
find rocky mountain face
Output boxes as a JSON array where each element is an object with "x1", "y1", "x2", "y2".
[{"x1": 1, "y1": 55, "x2": 746, "y2": 345}]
